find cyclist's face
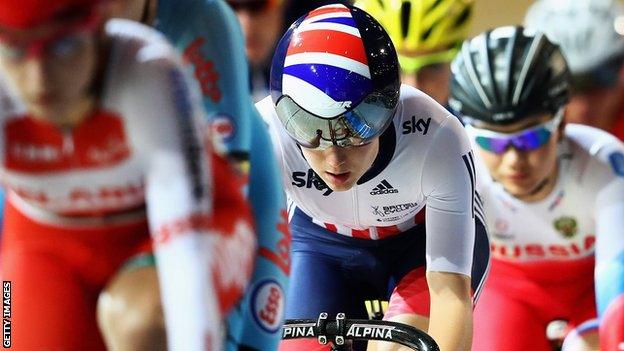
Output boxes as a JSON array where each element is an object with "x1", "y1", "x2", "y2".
[
  {"x1": 401, "y1": 62, "x2": 451, "y2": 105},
  {"x1": 229, "y1": 0, "x2": 283, "y2": 68},
  {"x1": 301, "y1": 138, "x2": 379, "y2": 191},
  {"x1": 476, "y1": 112, "x2": 561, "y2": 201},
  {"x1": 0, "y1": 18, "x2": 99, "y2": 122}
]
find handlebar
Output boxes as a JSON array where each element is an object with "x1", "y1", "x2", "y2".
[{"x1": 282, "y1": 313, "x2": 440, "y2": 351}]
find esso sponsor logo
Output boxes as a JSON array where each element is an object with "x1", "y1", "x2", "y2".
[
  {"x1": 251, "y1": 280, "x2": 284, "y2": 333},
  {"x1": 210, "y1": 115, "x2": 236, "y2": 142}
]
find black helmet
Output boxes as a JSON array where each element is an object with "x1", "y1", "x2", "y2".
[
  {"x1": 449, "y1": 26, "x2": 571, "y2": 125},
  {"x1": 269, "y1": 3, "x2": 400, "y2": 149}
]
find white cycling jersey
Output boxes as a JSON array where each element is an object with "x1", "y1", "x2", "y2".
[
  {"x1": 473, "y1": 124, "x2": 624, "y2": 263},
  {"x1": 0, "y1": 19, "x2": 254, "y2": 351},
  {"x1": 257, "y1": 84, "x2": 481, "y2": 276}
]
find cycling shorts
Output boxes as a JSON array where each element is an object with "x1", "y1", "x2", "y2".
[
  {"x1": 280, "y1": 207, "x2": 489, "y2": 351},
  {"x1": 473, "y1": 257, "x2": 597, "y2": 351},
  {"x1": 0, "y1": 201, "x2": 151, "y2": 350}
]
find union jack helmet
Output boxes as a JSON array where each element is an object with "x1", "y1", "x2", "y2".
[{"x1": 270, "y1": 4, "x2": 400, "y2": 149}]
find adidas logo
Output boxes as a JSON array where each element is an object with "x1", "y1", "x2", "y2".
[{"x1": 370, "y1": 180, "x2": 398, "y2": 195}]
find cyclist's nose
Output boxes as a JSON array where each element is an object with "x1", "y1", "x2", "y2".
[{"x1": 324, "y1": 146, "x2": 348, "y2": 168}]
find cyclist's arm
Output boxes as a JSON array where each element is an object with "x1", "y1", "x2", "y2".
[
  {"x1": 156, "y1": 2, "x2": 290, "y2": 348},
  {"x1": 127, "y1": 49, "x2": 255, "y2": 350},
  {"x1": 421, "y1": 115, "x2": 477, "y2": 351},
  {"x1": 594, "y1": 144, "x2": 624, "y2": 351},
  {"x1": 427, "y1": 272, "x2": 472, "y2": 351}
]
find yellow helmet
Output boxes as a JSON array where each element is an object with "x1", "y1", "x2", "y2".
[{"x1": 355, "y1": 0, "x2": 474, "y2": 73}]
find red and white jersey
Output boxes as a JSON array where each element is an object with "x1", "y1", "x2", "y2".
[
  {"x1": 474, "y1": 124, "x2": 624, "y2": 263},
  {"x1": 0, "y1": 19, "x2": 254, "y2": 351},
  {"x1": 257, "y1": 84, "x2": 481, "y2": 276}
]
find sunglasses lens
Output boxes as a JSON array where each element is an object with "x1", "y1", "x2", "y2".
[
  {"x1": 513, "y1": 128, "x2": 552, "y2": 151},
  {"x1": 475, "y1": 136, "x2": 509, "y2": 154},
  {"x1": 475, "y1": 128, "x2": 552, "y2": 154}
]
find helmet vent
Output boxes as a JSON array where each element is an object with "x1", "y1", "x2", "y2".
[
  {"x1": 400, "y1": 2, "x2": 411, "y2": 39},
  {"x1": 430, "y1": 0, "x2": 444, "y2": 11},
  {"x1": 454, "y1": 7, "x2": 472, "y2": 28}
]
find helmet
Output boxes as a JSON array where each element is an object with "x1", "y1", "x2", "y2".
[
  {"x1": 354, "y1": 0, "x2": 474, "y2": 73},
  {"x1": 0, "y1": 0, "x2": 101, "y2": 29},
  {"x1": 449, "y1": 26, "x2": 571, "y2": 126},
  {"x1": 524, "y1": 0, "x2": 624, "y2": 78},
  {"x1": 270, "y1": 3, "x2": 400, "y2": 149}
]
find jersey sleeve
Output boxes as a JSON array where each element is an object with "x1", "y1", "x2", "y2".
[
  {"x1": 421, "y1": 115, "x2": 476, "y2": 277},
  {"x1": 157, "y1": 0, "x2": 253, "y2": 156},
  {"x1": 590, "y1": 138, "x2": 624, "y2": 350},
  {"x1": 128, "y1": 46, "x2": 256, "y2": 351}
]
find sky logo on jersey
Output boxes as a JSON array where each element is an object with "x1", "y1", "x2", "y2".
[
  {"x1": 292, "y1": 169, "x2": 333, "y2": 196},
  {"x1": 609, "y1": 151, "x2": 624, "y2": 177},
  {"x1": 370, "y1": 180, "x2": 398, "y2": 195},
  {"x1": 278, "y1": 4, "x2": 373, "y2": 118},
  {"x1": 251, "y1": 279, "x2": 285, "y2": 333}
]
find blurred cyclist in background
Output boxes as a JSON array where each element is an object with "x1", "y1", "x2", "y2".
[
  {"x1": 354, "y1": 0, "x2": 474, "y2": 106},
  {"x1": 450, "y1": 25, "x2": 624, "y2": 351},
  {"x1": 226, "y1": 0, "x2": 288, "y2": 100},
  {"x1": 0, "y1": 0, "x2": 256, "y2": 350},
  {"x1": 258, "y1": 4, "x2": 490, "y2": 350},
  {"x1": 525, "y1": 0, "x2": 624, "y2": 141},
  {"x1": 106, "y1": 0, "x2": 289, "y2": 350}
]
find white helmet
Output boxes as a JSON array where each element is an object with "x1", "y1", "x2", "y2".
[{"x1": 524, "y1": 0, "x2": 624, "y2": 76}]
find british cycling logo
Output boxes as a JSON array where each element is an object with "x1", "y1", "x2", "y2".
[
  {"x1": 251, "y1": 279, "x2": 284, "y2": 333},
  {"x1": 370, "y1": 180, "x2": 398, "y2": 195},
  {"x1": 402, "y1": 116, "x2": 431, "y2": 135},
  {"x1": 346, "y1": 324, "x2": 394, "y2": 340},
  {"x1": 372, "y1": 203, "x2": 418, "y2": 222},
  {"x1": 292, "y1": 169, "x2": 333, "y2": 196}
]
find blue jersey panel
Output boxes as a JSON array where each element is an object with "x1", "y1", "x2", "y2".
[{"x1": 155, "y1": 1, "x2": 288, "y2": 349}]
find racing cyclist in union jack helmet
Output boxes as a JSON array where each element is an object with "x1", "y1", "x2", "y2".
[{"x1": 256, "y1": 4, "x2": 490, "y2": 350}]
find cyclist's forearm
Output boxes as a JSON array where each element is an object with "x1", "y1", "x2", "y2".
[{"x1": 427, "y1": 271, "x2": 473, "y2": 351}]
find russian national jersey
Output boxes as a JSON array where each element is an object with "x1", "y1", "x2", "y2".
[
  {"x1": 474, "y1": 124, "x2": 624, "y2": 265},
  {"x1": 153, "y1": 1, "x2": 289, "y2": 349},
  {"x1": 0, "y1": 19, "x2": 255, "y2": 351},
  {"x1": 471, "y1": 124, "x2": 624, "y2": 351},
  {"x1": 257, "y1": 84, "x2": 481, "y2": 277}
]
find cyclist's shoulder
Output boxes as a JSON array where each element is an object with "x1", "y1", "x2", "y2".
[
  {"x1": 395, "y1": 84, "x2": 467, "y2": 144},
  {"x1": 105, "y1": 18, "x2": 181, "y2": 71},
  {"x1": 564, "y1": 124, "x2": 624, "y2": 184}
]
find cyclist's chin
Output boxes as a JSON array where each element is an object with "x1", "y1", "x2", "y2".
[{"x1": 501, "y1": 176, "x2": 542, "y2": 199}]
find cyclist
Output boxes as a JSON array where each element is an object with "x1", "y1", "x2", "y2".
[
  {"x1": 0, "y1": 0, "x2": 256, "y2": 350},
  {"x1": 354, "y1": 0, "x2": 474, "y2": 107},
  {"x1": 226, "y1": 0, "x2": 288, "y2": 100},
  {"x1": 103, "y1": 1, "x2": 289, "y2": 349},
  {"x1": 524, "y1": 0, "x2": 624, "y2": 141},
  {"x1": 449, "y1": 25, "x2": 624, "y2": 351},
  {"x1": 256, "y1": 4, "x2": 490, "y2": 350}
]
